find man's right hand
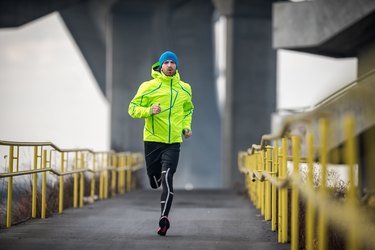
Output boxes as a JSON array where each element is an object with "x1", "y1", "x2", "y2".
[
  {"x1": 183, "y1": 129, "x2": 192, "y2": 139},
  {"x1": 151, "y1": 104, "x2": 161, "y2": 115}
]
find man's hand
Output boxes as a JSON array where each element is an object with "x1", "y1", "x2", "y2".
[
  {"x1": 151, "y1": 104, "x2": 161, "y2": 115},
  {"x1": 183, "y1": 129, "x2": 192, "y2": 139}
]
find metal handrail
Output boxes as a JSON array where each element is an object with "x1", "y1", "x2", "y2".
[
  {"x1": 0, "y1": 140, "x2": 144, "y2": 229},
  {"x1": 239, "y1": 113, "x2": 375, "y2": 249},
  {"x1": 239, "y1": 69, "x2": 375, "y2": 249},
  {"x1": 248, "y1": 68, "x2": 375, "y2": 155},
  {"x1": 0, "y1": 165, "x2": 141, "y2": 178},
  {"x1": 241, "y1": 165, "x2": 375, "y2": 248},
  {"x1": 0, "y1": 139, "x2": 95, "y2": 153}
]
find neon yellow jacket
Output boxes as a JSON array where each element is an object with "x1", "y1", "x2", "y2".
[{"x1": 128, "y1": 62, "x2": 194, "y2": 144}]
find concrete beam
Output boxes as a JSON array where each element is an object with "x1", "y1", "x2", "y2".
[
  {"x1": 0, "y1": 0, "x2": 85, "y2": 28},
  {"x1": 273, "y1": 0, "x2": 375, "y2": 57}
]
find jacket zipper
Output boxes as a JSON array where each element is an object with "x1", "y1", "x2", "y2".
[
  {"x1": 152, "y1": 116, "x2": 154, "y2": 134},
  {"x1": 168, "y1": 79, "x2": 173, "y2": 143}
]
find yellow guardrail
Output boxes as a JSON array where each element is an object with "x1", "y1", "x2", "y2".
[
  {"x1": 0, "y1": 140, "x2": 144, "y2": 228},
  {"x1": 239, "y1": 69, "x2": 375, "y2": 250}
]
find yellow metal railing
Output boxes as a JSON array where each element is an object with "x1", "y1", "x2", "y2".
[
  {"x1": 239, "y1": 69, "x2": 375, "y2": 250},
  {"x1": 239, "y1": 115, "x2": 375, "y2": 250},
  {"x1": 0, "y1": 140, "x2": 143, "y2": 228}
]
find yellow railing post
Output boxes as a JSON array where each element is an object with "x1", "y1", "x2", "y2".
[
  {"x1": 318, "y1": 118, "x2": 328, "y2": 250},
  {"x1": 41, "y1": 149, "x2": 47, "y2": 219},
  {"x1": 344, "y1": 114, "x2": 358, "y2": 250},
  {"x1": 122, "y1": 155, "x2": 126, "y2": 194},
  {"x1": 91, "y1": 153, "x2": 96, "y2": 203},
  {"x1": 127, "y1": 155, "x2": 132, "y2": 192},
  {"x1": 99, "y1": 153, "x2": 104, "y2": 200},
  {"x1": 73, "y1": 151, "x2": 78, "y2": 208},
  {"x1": 15, "y1": 146, "x2": 19, "y2": 173},
  {"x1": 32, "y1": 146, "x2": 38, "y2": 218},
  {"x1": 123, "y1": 155, "x2": 127, "y2": 194},
  {"x1": 250, "y1": 154, "x2": 255, "y2": 203},
  {"x1": 104, "y1": 153, "x2": 109, "y2": 199},
  {"x1": 291, "y1": 135, "x2": 300, "y2": 250},
  {"x1": 6, "y1": 146, "x2": 14, "y2": 228},
  {"x1": 243, "y1": 154, "x2": 249, "y2": 198},
  {"x1": 265, "y1": 146, "x2": 272, "y2": 221},
  {"x1": 260, "y1": 150, "x2": 265, "y2": 216},
  {"x1": 271, "y1": 144, "x2": 278, "y2": 232},
  {"x1": 255, "y1": 151, "x2": 261, "y2": 209},
  {"x1": 277, "y1": 146, "x2": 282, "y2": 242},
  {"x1": 79, "y1": 152, "x2": 84, "y2": 208},
  {"x1": 59, "y1": 152, "x2": 64, "y2": 214},
  {"x1": 306, "y1": 132, "x2": 315, "y2": 250},
  {"x1": 281, "y1": 137, "x2": 288, "y2": 243},
  {"x1": 103, "y1": 153, "x2": 106, "y2": 199},
  {"x1": 111, "y1": 154, "x2": 117, "y2": 197},
  {"x1": 246, "y1": 154, "x2": 253, "y2": 202},
  {"x1": 117, "y1": 155, "x2": 123, "y2": 194}
]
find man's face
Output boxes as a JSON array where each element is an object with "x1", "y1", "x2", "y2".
[{"x1": 161, "y1": 60, "x2": 177, "y2": 76}]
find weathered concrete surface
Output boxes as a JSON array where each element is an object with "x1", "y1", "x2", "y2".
[
  {"x1": 0, "y1": 190, "x2": 289, "y2": 250},
  {"x1": 273, "y1": 0, "x2": 375, "y2": 57}
]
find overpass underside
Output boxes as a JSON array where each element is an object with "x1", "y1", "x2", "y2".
[{"x1": 0, "y1": 0, "x2": 276, "y2": 189}]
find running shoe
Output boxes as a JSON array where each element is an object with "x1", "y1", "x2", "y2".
[{"x1": 157, "y1": 216, "x2": 170, "y2": 236}]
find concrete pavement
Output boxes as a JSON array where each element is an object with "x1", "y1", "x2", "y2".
[{"x1": 0, "y1": 189, "x2": 290, "y2": 250}]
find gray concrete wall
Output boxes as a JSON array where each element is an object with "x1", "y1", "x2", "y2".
[{"x1": 110, "y1": 0, "x2": 222, "y2": 188}]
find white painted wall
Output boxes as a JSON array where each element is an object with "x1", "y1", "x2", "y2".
[
  {"x1": 0, "y1": 12, "x2": 109, "y2": 151},
  {"x1": 277, "y1": 49, "x2": 357, "y2": 110}
]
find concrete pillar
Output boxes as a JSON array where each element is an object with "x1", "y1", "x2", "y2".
[
  {"x1": 213, "y1": 0, "x2": 276, "y2": 187},
  {"x1": 110, "y1": 0, "x2": 221, "y2": 188},
  {"x1": 60, "y1": 0, "x2": 114, "y2": 95}
]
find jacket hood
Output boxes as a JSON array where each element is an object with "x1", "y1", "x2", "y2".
[{"x1": 151, "y1": 62, "x2": 180, "y2": 83}]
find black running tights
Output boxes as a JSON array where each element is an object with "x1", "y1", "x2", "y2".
[{"x1": 144, "y1": 142, "x2": 180, "y2": 217}]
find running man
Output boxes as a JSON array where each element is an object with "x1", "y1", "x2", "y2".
[{"x1": 128, "y1": 51, "x2": 194, "y2": 236}]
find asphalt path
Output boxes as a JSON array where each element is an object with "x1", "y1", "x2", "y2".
[{"x1": 0, "y1": 189, "x2": 290, "y2": 250}]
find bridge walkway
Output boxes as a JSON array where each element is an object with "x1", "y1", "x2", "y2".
[{"x1": 0, "y1": 189, "x2": 289, "y2": 250}]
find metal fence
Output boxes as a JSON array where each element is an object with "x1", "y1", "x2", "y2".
[
  {"x1": 239, "y1": 70, "x2": 375, "y2": 250},
  {"x1": 0, "y1": 140, "x2": 143, "y2": 228}
]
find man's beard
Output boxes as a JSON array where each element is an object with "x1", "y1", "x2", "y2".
[{"x1": 163, "y1": 69, "x2": 176, "y2": 76}]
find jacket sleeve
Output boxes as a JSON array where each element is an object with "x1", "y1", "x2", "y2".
[
  {"x1": 182, "y1": 84, "x2": 194, "y2": 130},
  {"x1": 128, "y1": 83, "x2": 152, "y2": 119}
]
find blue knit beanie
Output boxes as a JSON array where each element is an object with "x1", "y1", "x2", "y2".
[{"x1": 159, "y1": 51, "x2": 179, "y2": 68}]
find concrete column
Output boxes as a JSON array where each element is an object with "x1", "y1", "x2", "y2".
[
  {"x1": 110, "y1": 0, "x2": 221, "y2": 188},
  {"x1": 213, "y1": 0, "x2": 276, "y2": 187},
  {"x1": 60, "y1": 0, "x2": 115, "y2": 95}
]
